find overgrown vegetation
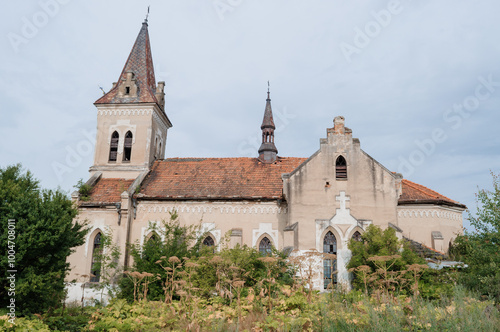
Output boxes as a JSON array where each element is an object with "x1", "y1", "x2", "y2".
[
  {"x1": 452, "y1": 172, "x2": 500, "y2": 302},
  {"x1": 0, "y1": 164, "x2": 88, "y2": 315},
  {"x1": 74, "y1": 178, "x2": 91, "y2": 201}
]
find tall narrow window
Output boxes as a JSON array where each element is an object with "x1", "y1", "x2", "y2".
[
  {"x1": 123, "y1": 131, "x2": 133, "y2": 162},
  {"x1": 109, "y1": 131, "x2": 119, "y2": 162},
  {"x1": 336, "y1": 156, "x2": 347, "y2": 180},
  {"x1": 352, "y1": 231, "x2": 362, "y2": 242},
  {"x1": 259, "y1": 237, "x2": 272, "y2": 255},
  {"x1": 323, "y1": 231, "x2": 337, "y2": 289},
  {"x1": 90, "y1": 232, "x2": 102, "y2": 282}
]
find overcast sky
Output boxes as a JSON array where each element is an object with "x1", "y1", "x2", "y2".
[{"x1": 1, "y1": 1, "x2": 500, "y2": 231}]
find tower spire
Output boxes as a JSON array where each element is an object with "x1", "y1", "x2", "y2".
[
  {"x1": 94, "y1": 18, "x2": 166, "y2": 111},
  {"x1": 258, "y1": 83, "x2": 278, "y2": 163}
]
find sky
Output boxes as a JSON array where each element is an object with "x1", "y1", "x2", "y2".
[{"x1": 1, "y1": 1, "x2": 500, "y2": 231}]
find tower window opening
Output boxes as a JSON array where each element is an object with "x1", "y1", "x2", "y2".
[
  {"x1": 125, "y1": 86, "x2": 130, "y2": 95},
  {"x1": 336, "y1": 155, "x2": 347, "y2": 180},
  {"x1": 123, "y1": 131, "x2": 133, "y2": 162},
  {"x1": 108, "y1": 131, "x2": 119, "y2": 162}
]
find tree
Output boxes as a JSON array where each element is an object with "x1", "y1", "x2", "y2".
[
  {"x1": 452, "y1": 173, "x2": 500, "y2": 302},
  {"x1": 119, "y1": 211, "x2": 201, "y2": 301},
  {"x1": 347, "y1": 224, "x2": 424, "y2": 294},
  {"x1": 0, "y1": 164, "x2": 88, "y2": 314}
]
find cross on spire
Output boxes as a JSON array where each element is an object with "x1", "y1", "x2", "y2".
[{"x1": 336, "y1": 191, "x2": 350, "y2": 211}]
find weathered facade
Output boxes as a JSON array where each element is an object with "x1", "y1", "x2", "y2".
[{"x1": 66, "y1": 21, "x2": 465, "y2": 301}]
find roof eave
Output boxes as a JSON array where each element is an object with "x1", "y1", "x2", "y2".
[{"x1": 398, "y1": 199, "x2": 466, "y2": 210}]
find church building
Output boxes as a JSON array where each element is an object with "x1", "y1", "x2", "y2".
[{"x1": 66, "y1": 20, "x2": 465, "y2": 300}]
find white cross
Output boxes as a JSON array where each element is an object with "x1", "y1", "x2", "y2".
[{"x1": 336, "y1": 191, "x2": 350, "y2": 211}]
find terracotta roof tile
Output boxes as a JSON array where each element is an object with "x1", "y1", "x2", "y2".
[
  {"x1": 138, "y1": 157, "x2": 307, "y2": 200},
  {"x1": 86, "y1": 178, "x2": 134, "y2": 204},
  {"x1": 399, "y1": 179, "x2": 465, "y2": 208}
]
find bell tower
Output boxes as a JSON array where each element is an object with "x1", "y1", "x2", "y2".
[{"x1": 90, "y1": 19, "x2": 172, "y2": 179}]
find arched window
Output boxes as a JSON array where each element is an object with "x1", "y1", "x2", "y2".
[
  {"x1": 146, "y1": 233, "x2": 159, "y2": 248},
  {"x1": 109, "y1": 131, "x2": 119, "y2": 162},
  {"x1": 123, "y1": 131, "x2": 133, "y2": 162},
  {"x1": 352, "y1": 231, "x2": 362, "y2": 242},
  {"x1": 90, "y1": 232, "x2": 102, "y2": 282},
  {"x1": 202, "y1": 235, "x2": 215, "y2": 247},
  {"x1": 336, "y1": 155, "x2": 347, "y2": 180},
  {"x1": 323, "y1": 231, "x2": 337, "y2": 289},
  {"x1": 259, "y1": 237, "x2": 272, "y2": 255}
]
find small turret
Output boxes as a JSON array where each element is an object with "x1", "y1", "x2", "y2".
[{"x1": 258, "y1": 84, "x2": 278, "y2": 163}]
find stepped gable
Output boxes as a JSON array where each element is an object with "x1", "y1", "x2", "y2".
[
  {"x1": 399, "y1": 179, "x2": 466, "y2": 209},
  {"x1": 137, "y1": 157, "x2": 307, "y2": 200}
]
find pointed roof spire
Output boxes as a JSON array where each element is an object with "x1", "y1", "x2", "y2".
[
  {"x1": 261, "y1": 81, "x2": 276, "y2": 130},
  {"x1": 95, "y1": 19, "x2": 160, "y2": 108},
  {"x1": 259, "y1": 82, "x2": 278, "y2": 163}
]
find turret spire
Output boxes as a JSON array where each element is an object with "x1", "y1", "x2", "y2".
[{"x1": 258, "y1": 83, "x2": 278, "y2": 163}]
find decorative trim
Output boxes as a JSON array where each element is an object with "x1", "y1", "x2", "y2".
[
  {"x1": 397, "y1": 209, "x2": 461, "y2": 221},
  {"x1": 137, "y1": 204, "x2": 286, "y2": 215},
  {"x1": 98, "y1": 109, "x2": 153, "y2": 116}
]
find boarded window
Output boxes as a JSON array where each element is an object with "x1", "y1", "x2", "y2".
[
  {"x1": 259, "y1": 237, "x2": 272, "y2": 255},
  {"x1": 123, "y1": 131, "x2": 133, "y2": 162},
  {"x1": 109, "y1": 131, "x2": 119, "y2": 162},
  {"x1": 336, "y1": 155, "x2": 347, "y2": 179},
  {"x1": 90, "y1": 233, "x2": 102, "y2": 282},
  {"x1": 323, "y1": 231, "x2": 337, "y2": 289}
]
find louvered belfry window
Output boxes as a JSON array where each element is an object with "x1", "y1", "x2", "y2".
[
  {"x1": 336, "y1": 155, "x2": 347, "y2": 179},
  {"x1": 123, "y1": 131, "x2": 133, "y2": 162},
  {"x1": 109, "y1": 131, "x2": 119, "y2": 162}
]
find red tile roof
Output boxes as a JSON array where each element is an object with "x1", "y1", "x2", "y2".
[
  {"x1": 137, "y1": 157, "x2": 307, "y2": 200},
  {"x1": 86, "y1": 178, "x2": 134, "y2": 204},
  {"x1": 399, "y1": 179, "x2": 465, "y2": 208}
]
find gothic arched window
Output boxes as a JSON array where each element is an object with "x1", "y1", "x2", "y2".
[
  {"x1": 336, "y1": 155, "x2": 347, "y2": 179},
  {"x1": 352, "y1": 231, "x2": 362, "y2": 242},
  {"x1": 123, "y1": 131, "x2": 133, "y2": 162},
  {"x1": 259, "y1": 237, "x2": 272, "y2": 255},
  {"x1": 323, "y1": 231, "x2": 337, "y2": 289},
  {"x1": 90, "y1": 232, "x2": 102, "y2": 282},
  {"x1": 109, "y1": 131, "x2": 119, "y2": 162},
  {"x1": 202, "y1": 235, "x2": 215, "y2": 247}
]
